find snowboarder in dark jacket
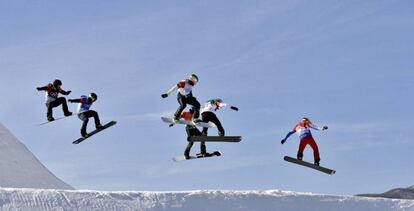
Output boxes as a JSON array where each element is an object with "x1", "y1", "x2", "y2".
[
  {"x1": 36, "y1": 79, "x2": 72, "y2": 121},
  {"x1": 161, "y1": 74, "x2": 201, "y2": 123},
  {"x1": 180, "y1": 109, "x2": 210, "y2": 159},
  {"x1": 68, "y1": 93, "x2": 103, "y2": 137},
  {"x1": 199, "y1": 98, "x2": 239, "y2": 136}
]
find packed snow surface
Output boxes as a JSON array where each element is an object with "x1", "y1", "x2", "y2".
[
  {"x1": 0, "y1": 188, "x2": 413, "y2": 211},
  {"x1": 0, "y1": 124, "x2": 72, "y2": 189}
]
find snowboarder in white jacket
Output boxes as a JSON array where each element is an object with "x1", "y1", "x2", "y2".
[
  {"x1": 161, "y1": 74, "x2": 201, "y2": 122},
  {"x1": 199, "y1": 98, "x2": 239, "y2": 136}
]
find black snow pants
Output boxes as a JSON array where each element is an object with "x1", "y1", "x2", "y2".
[
  {"x1": 174, "y1": 94, "x2": 200, "y2": 120},
  {"x1": 78, "y1": 110, "x2": 101, "y2": 136},
  {"x1": 46, "y1": 97, "x2": 70, "y2": 118},
  {"x1": 184, "y1": 126, "x2": 206, "y2": 157},
  {"x1": 201, "y1": 111, "x2": 225, "y2": 136}
]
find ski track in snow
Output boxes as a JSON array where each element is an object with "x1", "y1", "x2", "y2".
[{"x1": 0, "y1": 188, "x2": 412, "y2": 211}]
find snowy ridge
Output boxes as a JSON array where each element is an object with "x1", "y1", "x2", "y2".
[
  {"x1": 358, "y1": 185, "x2": 414, "y2": 200},
  {"x1": 0, "y1": 188, "x2": 413, "y2": 211},
  {"x1": 0, "y1": 124, "x2": 72, "y2": 189}
]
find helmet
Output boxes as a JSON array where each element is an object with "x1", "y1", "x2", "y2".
[
  {"x1": 188, "y1": 74, "x2": 199, "y2": 84},
  {"x1": 216, "y1": 98, "x2": 223, "y2": 103},
  {"x1": 89, "y1": 93, "x2": 97, "y2": 102},
  {"x1": 301, "y1": 117, "x2": 310, "y2": 122},
  {"x1": 53, "y1": 79, "x2": 62, "y2": 87}
]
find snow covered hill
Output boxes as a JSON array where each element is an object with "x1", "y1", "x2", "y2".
[
  {"x1": 0, "y1": 188, "x2": 412, "y2": 211},
  {"x1": 358, "y1": 185, "x2": 414, "y2": 200},
  {"x1": 0, "y1": 124, "x2": 72, "y2": 190}
]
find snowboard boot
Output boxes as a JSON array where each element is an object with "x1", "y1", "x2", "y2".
[
  {"x1": 314, "y1": 160, "x2": 320, "y2": 166},
  {"x1": 218, "y1": 132, "x2": 225, "y2": 137},
  {"x1": 184, "y1": 154, "x2": 190, "y2": 160},
  {"x1": 172, "y1": 116, "x2": 179, "y2": 123},
  {"x1": 297, "y1": 155, "x2": 303, "y2": 161},
  {"x1": 64, "y1": 111, "x2": 73, "y2": 117},
  {"x1": 212, "y1": 151, "x2": 221, "y2": 156},
  {"x1": 192, "y1": 118, "x2": 202, "y2": 124},
  {"x1": 96, "y1": 124, "x2": 104, "y2": 130},
  {"x1": 81, "y1": 132, "x2": 89, "y2": 138},
  {"x1": 47, "y1": 116, "x2": 55, "y2": 122},
  {"x1": 196, "y1": 152, "x2": 211, "y2": 158}
]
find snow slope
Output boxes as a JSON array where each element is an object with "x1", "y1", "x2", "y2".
[
  {"x1": 0, "y1": 188, "x2": 413, "y2": 211},
  {"x1": 0, "y1": 124, "x2": 72, "y2": 189}
]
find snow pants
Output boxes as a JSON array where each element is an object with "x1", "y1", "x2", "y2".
[
  {"x1": 78, "y1": 110, "x2": 101, "y2": 136},
  {"x1": 174, "y1": 94, "x2": 200, "y2": 120},
  {"x1": 185, "y1": 126, "x2": 206, "y2": 157},
  {"x1": 297, "y1": 136, "x2": 320, "y2": 162},
  {"x1": 201, "y1": 111, "x2": 225, "y2": 136},
  {"x1": 46, "y1": 97, "x2": 70, "y2": 118}
]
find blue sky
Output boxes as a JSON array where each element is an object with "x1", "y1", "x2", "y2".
[{"x1": 0, "y1": 0, "x2": 413, "y2": 195}]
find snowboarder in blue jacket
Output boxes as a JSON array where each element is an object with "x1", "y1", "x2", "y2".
[{"x1": 68, "y1": 93, "x2": 103, "y2": 137}]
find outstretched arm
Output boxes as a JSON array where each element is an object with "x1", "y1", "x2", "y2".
[
  {"x1": 162, "y1": 85, "x2": 178, "y2": 98},
  {"x1": 309, "y1": 123, "x2": 328, "y2": 131},
  {"x1": 59, "y1": 88, "x2": 71, "y2": 95},
  {"x1": 68, "y1": 98, "x2": 81, "y2": 103},
  {"x1": 281, "y1": 130, "x2": 295, "y2": 144},
  {"x1": 36, "y1": 85, "x2": 48, "y2": 91},
  {"x1": 218, "y1": 103, "x2": 239, "y2": 111}
]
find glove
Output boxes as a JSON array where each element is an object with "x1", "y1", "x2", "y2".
[
  {"x1": 322, "y1": 126, "x2": 328, "y2": 130},
  {"x1": 161, "y1": 93, "x2": 168, "y2": 98},
  {"x1": 68, "y1": 99, "x2": 74, "y2": 103},
  {"x1": 36, "y1": 87, "x2": 41, "y2": 91},
  {"x1": 230, "y1": 106, "x2": 239, "y2": 111},
  {"x1": 66, "y1": 90, "x2": 72, "y2": 95},
  {"x1": 281, "y1": 139, "x2": 286, "y2": 144}
]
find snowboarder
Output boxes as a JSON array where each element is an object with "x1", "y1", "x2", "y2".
[
  {"x1": 180, "y1": 108, "x2": 210, "y2": 159},
  {"x1": 68, "y1": 93, "x2": 103, "y2": 138},
  {"x1": 36, "y1": 79, "x2": 72, "y2": 121},
  {"x1": 199, "y1": 98, "x2": 239, "y2": 136},
  {"x1": 161, "y1": 74, "x2": 201, "y2": 123},
  {"x1": 281, "y1": 117, "x2": 328, "y2": 166}
]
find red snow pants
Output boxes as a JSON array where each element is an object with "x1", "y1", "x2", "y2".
[{"x1": 297, "y1": 136, "x2": 320, "y2": 161}]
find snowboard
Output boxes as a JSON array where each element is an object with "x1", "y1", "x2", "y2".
[
  {"x1": 172, "y1": 151, "x2": 221, "y2": 162},
  {"x1": 38, "y1": 115, "x2": 74, "y2": 126},
  {"x1": 72, "y1": 121, "x2": 117, "y2": 144},
  {"x1": 284, "y1": 156, "x2": 336, "y2": 175},
  {"x1": 189, "y1": 136, "x2": 242, "y2": 143},
  {"x1": 38, "y1": 111, "x2": 87, "y2": 126},
  {"x1": 161, "y1": 117, "x2": 216, "y2": 128}
]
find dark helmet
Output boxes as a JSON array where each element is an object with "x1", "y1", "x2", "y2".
[
  {"x1": 53, "y1": 79, "x2": 62, "y2": 87},
  {"x1": 301, "y1": 117, "x2": 310, "y2": 122},
  {"x1": 216, "y1": 98, "x2": 223, "y2": 103},
  {"x1": 188, "y1": 74, "x2": 199, "y2": 84},
  {"x1": 89, "y1": 93, "x2": 97, "y2": 102}
]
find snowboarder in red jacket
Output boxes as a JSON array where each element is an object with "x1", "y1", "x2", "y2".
[
  {"x1": 180, "y1": 108, "x2": 209, "y2": 159},
  {"x1": 281, "y1": 118, "x2": 328, "y2": 166}
]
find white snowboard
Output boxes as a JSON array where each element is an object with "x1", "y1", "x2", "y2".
[{"x1": 161, "y1": 117, "x2": 216, "y2": 128}]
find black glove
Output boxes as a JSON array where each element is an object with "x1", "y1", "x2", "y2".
[
  {"x1": 281, "y1": 139, "x2": 286, "y2": 144},
  {"x1": 68, "y1": 99, "x2": 74, "y2": 103},
  {"x1": 230, "y1": 106, "x2": 239, "y2": 111},
  {"x1": 161, "y1": 93, "x2": 168, "y2": 98},
  {"x1": 322, "y1": 126, "x2": 328, "y2": 130},
  {"x1": 66, "y1": 90, "x2": 72, "y2": 95},
  {"x1": 36, "y1": 87, "x2": 41, "y2": 91}
]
